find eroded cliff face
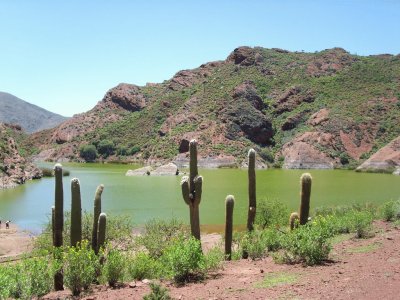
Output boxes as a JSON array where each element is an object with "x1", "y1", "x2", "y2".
[{"x1": 0, "y1": 123, "x2": 41, "y2": 189}]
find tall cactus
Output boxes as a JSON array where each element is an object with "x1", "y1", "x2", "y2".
[
  {"x1": 92, "y1": 184, "x2": 104, "y2": 251},
  {"x1": 246, "y1": 149, "x2": 256, "y2": 232},
  {"x1": 225, "y1": 195, "x2": 235, "y2": 261},
  {"x1": 96, "y1": 212, "x2": 107, "y2": 254},
  {"x1": 53, "y1": 163, "x2": 64, "y2": 291},
  {"x1": 299, "y1": 173, "x2": 312, "y2": 225},
  {"x1": 181, "y1": 139, "x2": 203, "y2": 240},
  {"x1": 70, "y1": 178, "x2": 82, "y2": 247}
]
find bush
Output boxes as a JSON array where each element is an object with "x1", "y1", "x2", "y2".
[
  {"x1": 351, "y1": 210, "x2": 373, "y2": 238},
  {"x1": 255, "y1": 198, "x2": 288, "y2": 229},
  {"x1": 127, "y1": 252, "x2": 161, "y2": 280},
  {"x1": 129, "y1": 145, "x2": 141, "y2": 155},
  {"x1": 97, "y1": 139, "x2": 115, "y2": 158},
  {"x1": 160, "y1": 236, "x2": 205, "y2": 283},
  {"x1": 135, "y1": 218, "x2": 189, "y2": 258},
  {"x1": 102, "y1": 245, "x2": 126, "y2": 287},
  {"x1": 0, "y1": 255, "x2": 54, "y2": 299},
  {"x1": 203, "y1": 246, "x2": 224, "y2": 272},
  {"x1": 277, "y1": 216, "x2": 333, "y2": 265},
  {"x1": 63, "y1": 241, "x2": 100, "y2": 296},
  {"x1": 79, "y1": 144, "x2": 98, "y2": 162},
  {"x1": 143, "y1": 282, "x2": 172, "y2": 300},
  {"x1": 381, "y1": 200, "x2": 400, "y2": 222}
]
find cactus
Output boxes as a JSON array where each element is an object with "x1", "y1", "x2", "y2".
[
  {"x1": 289, "y1": 212, "x2": 299, "y2": 230},
  {"x1": 96, "y1": 212, "x2": 107, "y2": 254},
  {"x1": 181, "y1": 139, "x2": 203, "y2": 240},
  {"x1": 246, "y1": 149, "x2": 256, "y2": 232},
  {"x1": 299, "y1": 173, "x2": 312, "y2": 225},
  {"x1": 92, "y1": 184, "x2": 104, "y2": 251},
  {"x1": 70, "y1": 178, "x2": 82, "y2": 247},
  {"x1": 53, "y1": 163, "x2": 64, "y2": 291},
  {"x1": 225, "y1": 195, "x2": 235, "y2": 261}
]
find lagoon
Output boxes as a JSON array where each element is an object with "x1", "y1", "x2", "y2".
[{"x1": 0, "y1": 163, "x2": 399, "y2": 233}]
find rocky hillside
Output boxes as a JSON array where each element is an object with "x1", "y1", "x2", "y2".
[
  {"x1": 0, "y1": 92, "x2": 68, "y2": 133},
  {"x1": 27, "y1": 47, "x2": 400, "y2": 169},
  {"x1": 0, "y1": 123, "x2": 42, "y2": 189}
]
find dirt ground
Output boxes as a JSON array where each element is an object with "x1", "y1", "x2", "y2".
[
  {"x1": 39, "y1": 221, "x2": 400, "y2": 300},
  {"x1": 0, "y1": 222, "x2": 33, "y2": 262}
]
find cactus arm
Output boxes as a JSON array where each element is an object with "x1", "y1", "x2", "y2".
[
  {"x1": 299, "y1": 173, "x2": 312, "y2": 225},
  {"x1": 92, "y1": 184, "x2": 104, "y2": 251},
  {"x1": 225, "y1": 195, "x2": 235, "y2": 261},
  {"x1": 181, "y1": 176, "x2": 190, "y2": 205},
  {"x1": 193, "y1": 175, "x2": 203, "y2": 205},
  {"x1": 70, "y1": 178, "x2": 82, "y2": 247},
  {"x1": 189, "y1": 140, "x2": 198, "y2": 189}
]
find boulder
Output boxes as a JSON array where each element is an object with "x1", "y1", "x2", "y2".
[
  {"x1": 152, "y1": 163, "x2": 179, "y2": 176},
  {"x1": 393, "y1": 167, "x2": 400, "y2": 176},
  {"x1": 126, "y1": 166, "x2": 153, "y2": 176}
]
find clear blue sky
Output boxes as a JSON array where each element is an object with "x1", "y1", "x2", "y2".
[{"x1": 1, "y1": 0, "x2": 399, "y2": 117}]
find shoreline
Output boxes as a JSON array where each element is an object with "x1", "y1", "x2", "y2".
[{"x1": 0, "y1": 223, "x2": 34, "y2": 262}]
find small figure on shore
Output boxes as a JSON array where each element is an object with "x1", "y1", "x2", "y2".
[
  {"x1": 0, "y1": 219, "x2": 2, "y2": 227},
  {"x1": 5, "y1": 220, "x2": 10, "y2": 229}
]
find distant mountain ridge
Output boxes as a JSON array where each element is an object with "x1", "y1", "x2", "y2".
[{"x1": 0, "y1": 92, "x2": 68, "y2": 133}]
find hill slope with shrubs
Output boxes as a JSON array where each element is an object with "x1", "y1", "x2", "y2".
[{"x1": 28, "y1": 47, "x2": 400, "y2": 169}]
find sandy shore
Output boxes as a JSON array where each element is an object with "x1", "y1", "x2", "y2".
[{"x1": 0, "y1": 223, "x2": 34, "y2": 262}]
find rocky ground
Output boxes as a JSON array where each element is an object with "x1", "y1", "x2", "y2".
[{"x1": 0, "y1": 221, "x2": 394, "y2": 300}]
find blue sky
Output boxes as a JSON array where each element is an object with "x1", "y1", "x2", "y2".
[{"x1": 1, "y1": 0, "x2": 399, "y2": 117}]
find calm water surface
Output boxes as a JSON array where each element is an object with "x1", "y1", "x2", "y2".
[{"x1": 0, "y1": 163, "x2": 399, "y2": 233}]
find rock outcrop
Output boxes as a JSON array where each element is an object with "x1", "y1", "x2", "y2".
[
  {"x1": 281, "y1": 132, "x2": 336, "y2": 169},
  {"x1": 0, "y1": 123, "x2": 42, "y2": 189},
  {"x1": 356, "y1": 136, "x2": 400, "y2": 173},
  {"x1": 126, "y1": 166, "x2": 153, "y2": 176},
  {"x1": 152, "y1": 163, "x2": 179, "y2": 176}
]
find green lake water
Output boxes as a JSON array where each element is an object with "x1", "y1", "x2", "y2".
[{"x1": 0, "y1": 163, "x2": 399, "y2": 233}]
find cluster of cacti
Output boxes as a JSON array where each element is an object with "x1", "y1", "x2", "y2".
[
  {"x1": 53, "y1": 163, "x2": 64, "y2": 291},
  {"x1": 224, "y1": 195, "x2": 235, "y2": 261},
  {"x1": 51, "y1": 164, "x2": 107, "y2": 290},
  {"x1": 181, "y1": 139, "x2": 203, "y2": 240},
  {"x1": 289, "y1": 173, "x2": 312, "y2": 230}
]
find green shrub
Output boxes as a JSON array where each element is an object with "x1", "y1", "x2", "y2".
[
  {"x1": 135, "y1": 218, "x2": 189, "y2": 258},
  {"x1": 351, "y1": 210, "x2": 373, "y2": 238},
  {"x1": 127, "y1": 251, "x2": 161, "y2": 280},
  {"x1": 102, "y1": 245, "x2": 126, "y2": 287},
  {"x1": 160, "y1": 236, "x2": 205, "y2": 284},
  {"x1": 143, "y1": 282, "x2": 172, "y2": 300},
  {"x1": 97, "y1": 139, "x2": 115, "y2": 158},
  {"x1": 277, "y1": 217, "x2": 333, "y2": 265},
  {"x1": 79, "y1": 144, "x2": 98, "y2": 162},
  {"x1": 255, "y1": 198, "x2": 288, "y2": 229},
  {"x1": 0, "y1": 255, "x2": 53, "y2": 299},
  {"x1": 63, "y1": 240, "x2": 99, "y2": 296},
  {"x1": 129, "y1": 145, "x2": 141, "y2": 155},
  {"x1": 203, "y1": 246, "x2": 224, "y2": 272},
  {"x1": 381, "y1": 200, "x2": 400, "y2": 222}
]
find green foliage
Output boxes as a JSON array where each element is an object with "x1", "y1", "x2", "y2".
[
  {"x1": 135, "y1": 218, "x2": 190, "y2": 258},
  {"x1": 127, "y1": 252, "x2": 161, "y2": 280},
  {"x1": 97, "y1": 139, "x2": 115, "y2": 158},
  {"x1": 102, "y1": 245, "x2": 126, "y2": 287},
  {"x1": 276, "y1": 216, "x2": 333, "y2": 265},
  {"x1": 203, "y1": 246, "x2": 224, "y2": 272},
  {"x1": 351, "y1": 210, "x2": 374, "y2": 238},
  {"x1": 255, "y1": 198, "x2": 289, "y2": 229},
  {"x1": 160, "y1": 236, "x2": 205, "y2": 283},
  {"x1": 143, "y1": 282, "x2": 172, "y2": 300},
  {"x1": 63, "y1": 240, "x2": 100, "y2": 296},
  {"x1": 0, "y1": 255, "x2": 53, "y2": 299},
  {"x1": 79, "y1": 144, "x2": 98, "y2": 162},
  {"x1": 380, "y1": 200, "x2": 400, "y2": 222},
  {"x1": 129, "y1": 145, "x2": 141, "y2": 155}
]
